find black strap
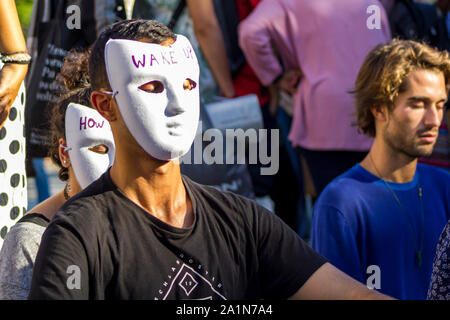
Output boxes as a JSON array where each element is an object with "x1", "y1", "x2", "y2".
[
  {"x1": 167, "y1": 0, "x2": 187, "y2": 30},
  {"x1": 17, "y1": 213, "x2": 50, "y2": 228}
]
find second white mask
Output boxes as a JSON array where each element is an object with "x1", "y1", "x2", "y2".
[{"x1": 65, "y1": 103, "x2": 115, "y2": 189}]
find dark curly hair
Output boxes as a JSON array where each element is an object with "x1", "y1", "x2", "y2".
[
  {"x1": 55, "y1": 47, "x2": 91, "y2": 93},
  {"x1": 48, "y1": 49, "x2": 93, "y2": 181}
]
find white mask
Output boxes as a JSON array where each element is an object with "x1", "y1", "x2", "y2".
[
  {"x1": 104, "y1": 35, "x2": 200, "y2": 161},
  {"x1": 65, "y1": 103, "x2": 116, "y2": 189}
]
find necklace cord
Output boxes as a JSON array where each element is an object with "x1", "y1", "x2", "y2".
[{"x1": 369, "y1": 155, "x2": 424, "y2": 267}]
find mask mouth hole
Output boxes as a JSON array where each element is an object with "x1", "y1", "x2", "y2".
[
  {"x1": 138, "y1": 80, "x2": 164, "y2": 93},
  {"x1": 88, "y1": 144, "x2": 109, "y2": 154}
]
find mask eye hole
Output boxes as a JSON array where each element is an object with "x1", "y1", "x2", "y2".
[
  {"x1": 183, "y1": 78, "x2": 197, "y2": 91},
  {"x1": 138, "y1": 80, "x2": 164, "y2": 93},
  {"x1": 88, "y1": 144, "x2": 109, "y2": 154}
]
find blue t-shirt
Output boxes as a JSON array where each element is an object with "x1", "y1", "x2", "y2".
[{"x1": 311, "y1": 163, "x2": 450, "y2": 300}]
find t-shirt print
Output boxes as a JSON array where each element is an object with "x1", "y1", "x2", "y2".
[{"x1": 155, "y1": 253, "x2": 226, "y2": 300}]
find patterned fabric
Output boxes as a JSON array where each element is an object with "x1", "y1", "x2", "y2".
[
  {"x1": 143, "y1": 0, "x2": 220, "y2": 104},
  {"x1": 0, "y1": 62, "x2": 28, "y2": 250},
  {"x1": 428, "y1": 222, "x2": 450, "y2": 300}
]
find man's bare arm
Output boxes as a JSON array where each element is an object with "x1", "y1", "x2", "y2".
[{"x1": 290, "y1": 263, "x2": 395, "y2": 300}]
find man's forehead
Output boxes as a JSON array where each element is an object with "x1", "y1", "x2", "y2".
[{"x1": 401, "y1": 69, "x2": 447, "y2": 98}]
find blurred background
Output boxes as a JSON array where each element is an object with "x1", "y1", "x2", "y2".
[{"x1": 16, "y1": 0, "x2": 33, "y2": 36}]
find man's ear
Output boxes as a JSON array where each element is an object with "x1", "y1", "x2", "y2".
[
  {"x1": 58, "y1": 138, "x2": 71, "y2": 168},
  {"x1": 91, "y1": 90, "x2": 117, "y2": 122},
  {"x1": 370, "y1": 104, "x2": 388, "y2": 123}
]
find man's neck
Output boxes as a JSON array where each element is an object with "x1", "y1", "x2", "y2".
[
  {"x1": 360, "y1": 139, "x2": 418, "y2": 183},
  {"x1": 109, "y1": 149, "x2": 193, "y2": 228}
]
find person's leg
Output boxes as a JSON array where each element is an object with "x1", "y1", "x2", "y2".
[
  {"x1": 269, "y1": 142, "x2": 299, "y2": 229},
  {"x1": 246, "y1": 104, "x2": 276, "y2": 197},
  {"x1": 276, "y1": 108, "x2": 310, "y2": 238},
  {"x1": 31, "y1": 158, "x2": 50, "y2": 202},
  {"x1": 276, "y1": 108, "x2": 302, "y2": 182}
]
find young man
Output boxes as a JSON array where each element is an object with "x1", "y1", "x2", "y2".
[
  {"x1": 311, "y1": 39, "x2": 450, "y2": 300},
  {"x1": 28, "y1": 20, "x2": 390, "y2": 300}
]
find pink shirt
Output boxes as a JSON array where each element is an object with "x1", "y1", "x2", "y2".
[{"x1": 239, "y1": 0, "x2": 391, "y2": 150}]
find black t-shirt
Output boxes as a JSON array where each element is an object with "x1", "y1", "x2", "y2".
[{"x1": 28, "y1": 171, "x2": 327, "y2": 300}]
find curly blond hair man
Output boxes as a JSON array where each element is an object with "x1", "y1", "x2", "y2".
[{"x1": 311, "y1": 39, "x2": 450, "y2": 300}]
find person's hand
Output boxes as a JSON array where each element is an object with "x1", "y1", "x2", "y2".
[
  {"x1": 222, "y1": 86, "x2": 236, "y2": 99},
  {"x1": 0, "y1": 63, "x2": 27, "y2": 129},
  {"x1": 274, "y1": 69, "x2": 303, "y2": 95}
]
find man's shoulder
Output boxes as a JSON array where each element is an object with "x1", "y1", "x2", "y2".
[
  {"x1": 418, "y1": 163, "x2": 450, "y2": 182},
  {"x1": 184, "y1": 175, "x2": 258, "y2": 207},
  {"x1": 321, "y1": 165, "x2": 372, "y2": 197},
  {"x1": 183, "y1": 175, "x2": 263, "y2": 218},
  {"x1": 184, "y1": 176, "x2": 290, "y2": 239},
  {"x1": 417, "y1": 163, "x2": 450, "y2": 199},
  {"x1": 314, "y1": 164, "x2": 377, "y2": 215}
]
